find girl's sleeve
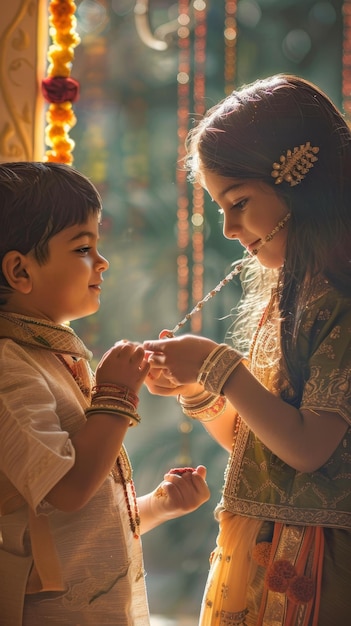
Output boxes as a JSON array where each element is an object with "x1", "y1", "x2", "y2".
[{"x1": 299, "y1": 296, "x2": 351, "y2": 425}]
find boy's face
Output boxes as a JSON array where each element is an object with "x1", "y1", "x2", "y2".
[{"x1": 23, "y1": 213, "x2": 109, "y2": 324}]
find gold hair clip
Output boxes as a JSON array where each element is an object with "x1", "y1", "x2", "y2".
[{"x1": 271, "y1": 142, "x2": 319, "y2": 187}]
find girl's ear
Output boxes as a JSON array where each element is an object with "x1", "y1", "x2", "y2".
[{"x1": 1, "y1": 251, "x2": 33, "y2": 294}]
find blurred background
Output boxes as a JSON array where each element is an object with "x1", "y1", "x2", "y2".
[{"x1": 67, "y1": 0, "x2": 345, "y2": 621}]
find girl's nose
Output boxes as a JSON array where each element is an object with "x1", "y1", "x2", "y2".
[{"x1": 223, "y1": 215, "x2": 240, "y2": 240}]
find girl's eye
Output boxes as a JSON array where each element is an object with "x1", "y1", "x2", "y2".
[{"x1": 232, "y1": 198, "x2": 248, "y2": 211}]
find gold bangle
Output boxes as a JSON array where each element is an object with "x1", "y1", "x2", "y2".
[
  {"x1": 197, "y1": 344, "x2": 243, "y2": 395},
  {"x1": 204, "y1": 349, "x2": 243, "y2": 395},
  {"x1": 85, "y1": 405, "x2": 141, "y2": 427},
  {"x1": 197, "y1": 344, "x2": 229, "y2": 386},
  {"x1": 178, "y1": 392, "x2": 227, "y2": 422}
]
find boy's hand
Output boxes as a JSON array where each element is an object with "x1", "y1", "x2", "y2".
[
  {"x1": 151, "y1": 465, "x2": 210, "y2": 519},
  {"x1": 95, "y1": 340, "x2": 150, "y2": 393}
]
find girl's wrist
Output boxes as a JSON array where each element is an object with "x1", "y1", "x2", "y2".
[{"x1": 197, "y1": 344, "x2": 244, "y2": 395}]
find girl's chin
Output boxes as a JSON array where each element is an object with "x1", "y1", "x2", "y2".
[{"x1": 256, "y1": 255, "x2": 284, "y2": 270}]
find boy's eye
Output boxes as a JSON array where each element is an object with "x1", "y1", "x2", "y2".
[{"x1": 76, "y1": 246, "x2": 91, "y2": 254}]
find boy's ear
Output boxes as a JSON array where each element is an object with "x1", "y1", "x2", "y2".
[{"x1": 2, "y1": 251, "x2": 33, "y2": 294}]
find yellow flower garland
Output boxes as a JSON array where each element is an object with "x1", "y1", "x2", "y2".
[{"x1": 43, "y1": 0, "x2": 81, "y2": 164}]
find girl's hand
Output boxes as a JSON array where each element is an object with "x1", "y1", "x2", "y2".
[
  {"x1": 151, "y1": 465, "x2": 210, "y2": 520},
  {"x1": 144, "y1": 364, "x2": 203, "y2": 398},
  {"x1": 95, "y1": 340, "x2": 150, "y2": 393},
  {"x1": 143, "y1": 334, "x2": 218, "y2": 386}
]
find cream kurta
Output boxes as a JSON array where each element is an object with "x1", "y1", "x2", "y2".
[{"x1": 0, "y1": 336, "x2": 150, "y2": 626}]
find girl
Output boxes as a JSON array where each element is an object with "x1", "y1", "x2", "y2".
[
  {"x1": 144, "y1": 75, "x2": 351, "y2": 626},
  {"x1": 0, "y1": 161, "x2": 210, "y2": 625}
]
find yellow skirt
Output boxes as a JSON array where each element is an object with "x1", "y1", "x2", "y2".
[{"x1": 199, "y1": 511, "x2": 351, "y2": 626}]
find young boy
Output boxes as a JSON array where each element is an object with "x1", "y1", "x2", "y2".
[{"x1": 0, "y1": 161, "x2": 210, "y2": 625}]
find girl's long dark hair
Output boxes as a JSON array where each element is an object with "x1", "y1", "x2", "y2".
[{"x1": 186, "y1": 74, "x2": 351, "y2": 403}]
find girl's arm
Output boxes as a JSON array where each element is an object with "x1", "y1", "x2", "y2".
[
  {"x1": 144, "y1": 335, "x2": 348, "y2": 472},
  {"x1": 145, "y1": 368, "x2": 238, "y2": 452},
  {"x1": 222, "y1": 361, "x2": 348, "y2": 472}
]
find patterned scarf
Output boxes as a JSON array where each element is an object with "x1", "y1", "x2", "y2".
[{"x1": 0, "y1": 311, "x2": 92, "y2": 361}]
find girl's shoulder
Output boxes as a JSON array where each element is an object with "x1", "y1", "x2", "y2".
[
  {"x1": 300, "y1": 276, "x2": 351, "y2": 350},
  {"x1": 306, "y1": 275, "x2": 351, "y2": 312}
]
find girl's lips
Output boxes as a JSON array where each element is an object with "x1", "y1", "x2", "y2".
[{"x1": 246, "y1": 239, "x2": 261, "y2": 253}]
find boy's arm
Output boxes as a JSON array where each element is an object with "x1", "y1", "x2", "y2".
[
  {"x1": 45, "y1": 411, "x2": 131, "y2": 512},
  {"x1": 137, "y1": 465, "x2": 210, "y2": 535}
]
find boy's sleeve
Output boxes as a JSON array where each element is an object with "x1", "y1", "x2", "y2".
[{"x1": 0, "y1": 342, "x2": 76, "y2": 511}]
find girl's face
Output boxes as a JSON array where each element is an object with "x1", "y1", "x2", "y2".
[{"x1": 203, "y1": 170, "x2": 290, "y2": 269}]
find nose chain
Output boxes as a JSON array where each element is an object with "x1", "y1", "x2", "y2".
[{"x1": 163, "y1": 212, "x2": 291, "y2": 337}]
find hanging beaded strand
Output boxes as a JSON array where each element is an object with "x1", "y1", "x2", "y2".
[
  {"x1": 176, "y1": 0, "x2": 191, "y2": 320},
  {"x1": 224, "y1": 0, "x2": 238, "y2": 95},
  {"x1": 191, "y1": 0, "x2": 207, "y2": 333},
  {"x1": 116, "y1": 457, "x2": 141, "y2": 539},
  {"x1": 343, "y1": 0, "x2": 351, "y2": 126}
]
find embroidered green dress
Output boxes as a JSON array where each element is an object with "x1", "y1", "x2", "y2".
[{"x1": 199, "y1": 280, "x2": 351, "y2": 626}]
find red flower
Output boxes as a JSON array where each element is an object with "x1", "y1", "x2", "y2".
[
  {"x1": 265, "y1": 559, "x2": 297, "y2": 593},
  {"x1": 265, "y1": 570, "x2": 290, "y2": 593},
  {"x1": 287, "y1": 576, "x2": 314, "y2": 604},
  {"x1": 270, "y1": 559, "x2": 297, "y2": 580},
  {"x1": 42, "y1": 76, "x2": 80, "y2": 104}
]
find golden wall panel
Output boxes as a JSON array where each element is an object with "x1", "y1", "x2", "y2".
[{"x1": 0, "y1": 0, "x2": 47, "y2": 162}]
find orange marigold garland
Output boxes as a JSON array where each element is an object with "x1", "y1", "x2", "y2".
[{"x1": 42, "y1": 0, "x2": 81, "y2": 164}]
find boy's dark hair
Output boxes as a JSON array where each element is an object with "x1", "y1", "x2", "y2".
[{"x1": 0, "y1": 161, "x2": 102, "y2": 303}]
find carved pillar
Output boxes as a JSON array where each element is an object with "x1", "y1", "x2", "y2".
[{"x1": 0, "y1": 0, "x2": 47, "y2": 162}]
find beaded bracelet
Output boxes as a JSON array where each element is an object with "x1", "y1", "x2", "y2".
[{"x1": 197, "y1": 344, "x2": 243, "y2": 395}]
